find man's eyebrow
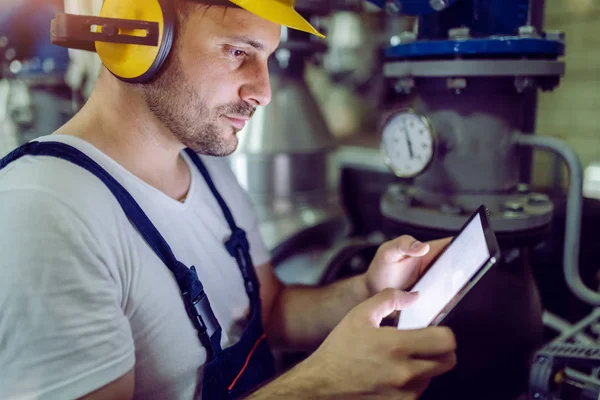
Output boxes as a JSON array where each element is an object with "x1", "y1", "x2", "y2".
[{"x1": 222, "y1": 35, "x2": 266, "y2": 51}]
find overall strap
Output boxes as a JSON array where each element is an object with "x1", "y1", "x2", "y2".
[
  {"x1": 184, "y1": 149, "x2": 261, "y2": 303},
  {"x1": 0, "y1": 142, "x2": 223, "y2": 359}
]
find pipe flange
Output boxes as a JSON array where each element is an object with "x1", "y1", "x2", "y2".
[{"x1": 384, "y1": 59, "x2": 565, "y2": 78}]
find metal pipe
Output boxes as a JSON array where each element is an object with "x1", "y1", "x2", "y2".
[
  {"x1": 564, "y1": 368, "x2": 600, "y2": 391},
  {"x1": 514, "y1": 133, "x2": 600, "y2": 306},
  {"x1": 542, "y1": 311, "x2": 596, "y2": 344}
]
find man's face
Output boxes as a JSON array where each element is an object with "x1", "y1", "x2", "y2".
[{"x1": 139, "y1": 5, "x2": 280, "y2": 156}]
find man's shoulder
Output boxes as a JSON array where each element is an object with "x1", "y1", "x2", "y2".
[
  {"x1": 0, "y1": 151, "x2": 136, "y2": 284},
  {"x1": 0, "y1": 151, "x2": 123, "y2": 226}
]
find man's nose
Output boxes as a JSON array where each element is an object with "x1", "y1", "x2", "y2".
[{"x1": 239, "y1": 63, "x2": 272, "y2": 107}]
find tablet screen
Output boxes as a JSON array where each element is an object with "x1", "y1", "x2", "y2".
[{"x1": 397, "y1": 212, "x2": 491, "y2": 330}]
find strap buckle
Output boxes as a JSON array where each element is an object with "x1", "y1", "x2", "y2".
[{"x1": 183, "y1": 291, "x2": 221, "y2": 339}]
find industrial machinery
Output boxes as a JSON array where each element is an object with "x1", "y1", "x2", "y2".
[
  {"x1": 229, "y1": 0, "x2": 350, "y2": 271},
  {"x1": 335, "y1": 0, "x2": 600, "y2": 398},
  {"x1": 0, "y1": 0, "x2": 71, "y2": 156},
  {"x1": 368, "y1": 0, "x2": 599, "y2": 307},
  {"x1": 531, "y1": 309, "x2": 600, "y2": 400},
  {"x1": 373, "y1": 0, "x2": 561, "y2": 234}
]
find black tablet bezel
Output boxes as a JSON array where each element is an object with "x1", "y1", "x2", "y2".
[{"x1": 397, "y1": 205, "x2": 501, "y2": 329}]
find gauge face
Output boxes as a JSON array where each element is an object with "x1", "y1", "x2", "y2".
[{"x1": 381, "y1": 111, "x2": 435, "y2": 178}]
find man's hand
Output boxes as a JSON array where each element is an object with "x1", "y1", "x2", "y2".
[
  {"x1": 250, "y1": 289, "x2": 457, "y2": 399},
  {"x1": 364, "y1": 236, "x2": 452, "y2": 296}
]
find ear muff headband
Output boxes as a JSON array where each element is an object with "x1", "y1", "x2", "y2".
[{"x1": 96, "y1": 0, "x2": 174, "y2": 83}]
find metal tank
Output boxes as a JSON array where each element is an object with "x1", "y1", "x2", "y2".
[{"x1": 229, "y1": 1, "x2": 349, "y2": 260}]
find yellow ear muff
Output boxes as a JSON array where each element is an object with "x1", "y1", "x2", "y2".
[{"x1": 95, "y1": 0, "x2": 174, "y2": 83}]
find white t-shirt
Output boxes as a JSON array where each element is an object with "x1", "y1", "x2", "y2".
[{"x1": 0, "y1": 134, "x2": 270, "y2": 400}]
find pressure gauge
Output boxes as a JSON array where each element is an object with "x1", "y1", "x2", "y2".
[{"x1": 381, "y1": 111, "x2": 435, "y2": 178}]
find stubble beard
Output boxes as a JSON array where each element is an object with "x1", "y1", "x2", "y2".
[{"x1": 138, "y1": 54, "x2": 254, "y2": 157}]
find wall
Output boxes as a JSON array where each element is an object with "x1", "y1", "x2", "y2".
[{"x1": 534, "y1": 0, "x2": 600, "y2": 188}]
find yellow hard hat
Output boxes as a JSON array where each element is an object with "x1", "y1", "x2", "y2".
[{"x1": 229, "y1": 0, "x2": 325, "y2": 38}]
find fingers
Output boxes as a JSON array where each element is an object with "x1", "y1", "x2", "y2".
[
  {"x1": 352, "y1": 288, "x2": 420, "y2": 327},
  {"x1": 418, "y1": 237, "x2": 453, "y2": 270},
  {"x1": 394, "y1": 327, "x2": 457, "y2": 357},
  {"x1": 379, "y1": 235, "x2": 431, "y2": 264}
]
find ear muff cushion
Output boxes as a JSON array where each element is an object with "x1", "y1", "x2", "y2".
[{"x1": 96, "y1": 0, "x2": 174, "y2": 83}]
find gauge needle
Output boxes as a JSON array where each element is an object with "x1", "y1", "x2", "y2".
[{"x1": 403, "y1": 120, "x2": 414, "y2": 159}]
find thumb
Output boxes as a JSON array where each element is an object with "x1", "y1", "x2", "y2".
[{"x1": 352, "y1": 288, "x2": 419, "y2": 327}]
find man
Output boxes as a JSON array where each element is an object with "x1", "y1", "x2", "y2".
[{"x1": 0, "y1": 0, "x2": 456, "y2": 399}]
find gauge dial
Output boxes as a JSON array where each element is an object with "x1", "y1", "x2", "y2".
[{"x1": 381, "y1": 111, "x2": 435, "y2": 178}]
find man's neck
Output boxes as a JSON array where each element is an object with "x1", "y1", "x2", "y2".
[{"x1": 57, "y1": 71, "x2": 191, "y2": 201}]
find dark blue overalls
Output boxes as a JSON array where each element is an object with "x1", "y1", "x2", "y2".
[{"x1": 0, "y1": 141, "x2": 276, "y2": 399}]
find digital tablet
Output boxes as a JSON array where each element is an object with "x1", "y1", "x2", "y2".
[{"x1": 397, "y1": 205, "x2": 500, "y2": 330}]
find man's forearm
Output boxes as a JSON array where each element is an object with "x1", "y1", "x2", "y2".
[
  {"x1": 244, "y1": 360, "x2": 333, "y2": 400},
  {"x1": 265, "y1": 273, "x2": 369, "y2": 351}
]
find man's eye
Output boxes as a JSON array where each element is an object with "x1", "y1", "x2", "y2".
[{"x1": 229, "y1": 48, "x2": 248, "y2": 58}]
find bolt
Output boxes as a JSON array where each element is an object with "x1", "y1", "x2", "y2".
[
  {"x1": 385, "y1": 0, "x2": 401, "y2": 14},
  {"x1": 394, "y1": 78, "x2": 415, "y2": 94},
  {"x1": 517, "y1": 183, "x2": 530, "y2": 194},
  {"x1": 515, "y1": 76, "x2": 535, "y2": 93},
  {"x1": 545, "y1": 30, "x2": 565, "y2": 43},
  {"x1": 504, "y1": 202, "x2": 524, "y2": 213},
  {"x1": 447, "y1": 77, "x2": 467, "y2": 90},
  {"x1": 536, "y1": 356, "x2": 546, "y2": 364},
  {"x1": 448, "y1": 27, "x2": 471, "y2": 40},
  {"x1": 528, "y1": 194, "x2": 550, "y2": 206},
  {"x1": 388, "y1": 185, "x2": 413, "y2": 206},
  {"x1": 519, "y1": 25, "x2": 539, "y2": 38},
  {"x1": 388, "y1": 184, "x2": 405, "y2": 196},
  {"x1": 390, "y1": 31, "x2": 417, "y2": 46},
  {"x1": 430, "y1": 0, "x2": 448, "y2": 11},
  {"x1": 440, "y1": 204, "x2": 463, "y2": 215}
]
